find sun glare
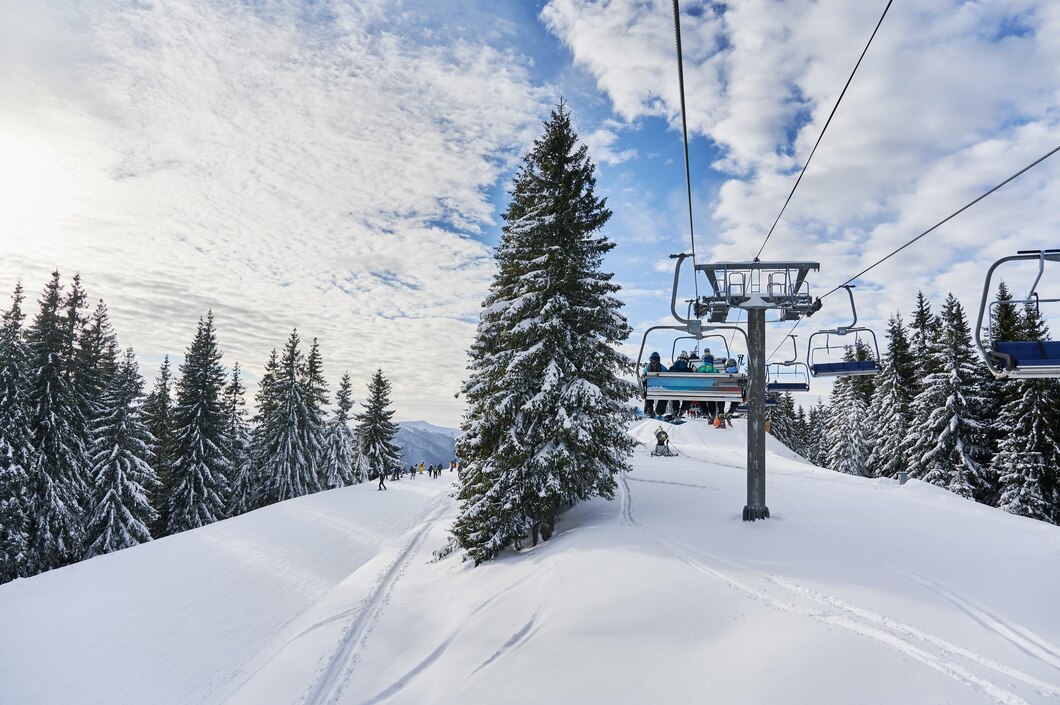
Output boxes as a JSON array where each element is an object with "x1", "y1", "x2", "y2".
[{"x1": 0, "y1": 129, "x2": 75, "y2": 251}]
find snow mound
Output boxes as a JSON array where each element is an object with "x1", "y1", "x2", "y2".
[{"x1": 3, "y1": 417, "x2": 1059, "y2": 705}]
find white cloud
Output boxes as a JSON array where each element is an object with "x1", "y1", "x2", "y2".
[
  {"x1": 0, "y1": 0, "x2": 550, "y2": 425},
  {"x1": 582, "y1": 127, "x2": 638, "y2": 164}
]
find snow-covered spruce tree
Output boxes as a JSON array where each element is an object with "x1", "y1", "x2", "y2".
[
  {"x1": 983, "y1": 282, "x2": 1024, "y2": 465},
  {"x1": 451, "y1": 102, "x2": 638, "y2": 563},
  {"x1": 320, "y1": 372, "x2": 363, "y2": 489},
  {"x1": 240, "y1": 348, "x2": 281, "y2": 514},
  {"x1": 0, "y1": 283, "x2": 32, "y2": 582},
  {"x1": 25, "y1": 272, "x2": 89, "y2": 572},
  {"x1": 142, "y1": 356, "x2": 175, "y2": 536},
  {"x1": 76, "y1": 300, "x2": 119, "y2": 423},
  {"x1": 909, "y1": 290, "x2": 940, "y2": 378},
  {"x1": 995, "y1": 452, "x2": 1053, "y2": 521},
  {"x1": 824, "y1": 348, "x2": 870, "y2": 476},
  {"x1": 84, "y1": 349, "x2": 159, "y2": 558},
  {"x1": 806, "y1": 401, "x2": 828, "y2": 466},
  {"x1": 223, "y1": 363, "x2": 253, "y2": 517},
  {"x1": 768, "y1": 393, "x2": 797, "y2": 451},
  {"x1": 989, "y1": 303, "x2": 1060, "y2": 522},
  {"x1": 792, "y1": 405, "x2": 810, "y2": 459},
  {"x1": 904, "y1": 294, "x2": 990, "y2": 498},
  {"x1": 256, "y1": 330, "x2": 321, "y2": 504},
  {"x1": 303, "y1": 338, "x2": 329, "y2": 469},
  {"x1": 355, "y1": 369, "x2": 401, "y2": 481},
  {"x1": 866, "y1": 314, "x2": 918, "y2": 478},
  {"x1": 167, "y1": 313, "x2": 230, "y2": 534}
]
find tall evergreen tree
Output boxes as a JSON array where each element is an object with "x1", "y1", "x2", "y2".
[
  {"x1": 142, "y1": 356, "x2": 175, "y2": 536},
  {"x1": 0, "y1": 283, "x2": 32, "y2": 581},
  {"x1": 990, "y1": 303, "x2": 1060, "y2": 522},
  {"x1": 240, "y1": 348, "x2": 281, "y2": 514},
  {"x1": 76, "y1": 300, "x2": 119, "y2": 420},
  {"x1": 25, "y1": 272, "x2": 89, "y2": 571},
  {"x1": 866, "y1": 314, "x2": 917, "y2": 478},
  {"x1": 167, "y1": 313, "x2": 230, "y2": 534},
  {"x1": 304, "y1": 338, "x2": 329, "y2": 470},
  {"x1": 909, "y1": 290, "x2": 939, "y2": 377},
  {"x1": 84, "y1": 349, "x2": 159, "y2": 557},
  {"x1": 904, "y1": 294, "x2": 990, "y2": 498},
  {"x1": 824, "y1": 348, "x2": 870, "y2": 476},
  {"x1": 451, "y1": 102, "x2": 638, "y2": 563},
  {"x1": 223, "y1": 364, "x2": 253, "y2": 517},
  {"x1": 356, "y1": 369, "x2": 401, "y2": 481},
  {"x1": 807, "y1": 400, "x2": 828, "y2": 467},
  {"x1": 983, "y1": 282, "x2": 1024, "y2": 464},
  {"x1": 320, "y1": 372, "x2": 365, "y2": 489},
  {"x1": 256, "y1": 331, "x2": 320, "y2": 504},
  {"x1": 768, "y1": 393, "x2": 797, "y2": 451}
]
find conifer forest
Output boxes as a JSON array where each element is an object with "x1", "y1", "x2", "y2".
[{"x1": 0, "y1": 273, "x2": 391, "y2": 584}]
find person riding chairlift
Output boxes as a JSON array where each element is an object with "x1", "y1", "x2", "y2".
[{"x1": 642, "y1": 351, "x2": 668, "y2": 417}]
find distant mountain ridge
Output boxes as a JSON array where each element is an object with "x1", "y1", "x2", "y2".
[{"x1": 394, "y1": 421, "x2": 460, "y2": 466}]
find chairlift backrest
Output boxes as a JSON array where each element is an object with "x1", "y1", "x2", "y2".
[
  {"x1": 806, "y1": 286, "x2": 881, "y2": 378},
  {"x1": 975, "y1": 249, "x2": 1060, "y2": 379}
]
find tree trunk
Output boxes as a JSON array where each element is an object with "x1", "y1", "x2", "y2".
[{"x1": 541, "y1": 499, "x2": 557, "y2": 541}]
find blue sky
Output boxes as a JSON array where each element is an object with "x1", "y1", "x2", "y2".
[{"x1": 1, "y1": 0, "x2": 1058, "y2": 426}]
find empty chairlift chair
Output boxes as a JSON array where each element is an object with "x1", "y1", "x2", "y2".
[
  {"x1": 767, "y1": 334, "x2": 811, "y2": 393},
  {"x1": 806, "y1": 285, "x2": 881, "y2": 378},
  {"x1": 975, "y1": 249, "x2": 1060, "y2": 379}
]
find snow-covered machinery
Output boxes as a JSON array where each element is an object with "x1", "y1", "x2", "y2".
[
  {"x1": 651, "y1": 430, "x2": 676, "y2": 457},
  {"x1": 975, "y1": 249, "x2": 1060, "y2": 379},
  {"x1": 806, "y1": 285, "x2": 881, "y2": 377}
]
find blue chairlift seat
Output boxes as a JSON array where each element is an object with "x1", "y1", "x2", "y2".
[
  {"x1": 767, "y1": 381, "x2": 810, "y2": 392},
  {"x1": 810, "y1": 360, "x2": 880, "y2": 377},
  {"x1": 645, "y1": 372, "x2": 746, "y2": 402},
  {"x1": 992, "y1": 341, "x2": 1060, "y2": 376}
]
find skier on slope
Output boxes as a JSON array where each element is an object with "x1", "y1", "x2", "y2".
[{"x1": 378, "y1": 468, "x2": 387, "y2": 490}]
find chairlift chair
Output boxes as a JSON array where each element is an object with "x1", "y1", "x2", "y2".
[
  {"x1": 767, "y1": 335, "x2": 811, "y2": 392},
  {"x1": 806, "y1": 286, "x2": 881, "y2": 377},
  {"x1": 975, "y1": 249, "x2": 1060, "y2": 379},
  {"x1": 637, "y1": 324, "x2": 749, "y2": 405}
]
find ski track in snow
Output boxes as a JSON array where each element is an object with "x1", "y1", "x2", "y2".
[
  {"x1": 300, "y1": 496, "x2": 451, "y2": 705},
  {"x1": 626, "y1": 476, "x2": 720, "y2": 492},
  {"x1": 360, "y1": 577, "x2": 537, "y2": 705},
  {"x1": 796, "y1": 513, "x2": 1060, "y2": 675},
  {"x1": 617, "y1": 469, "x2": 1045, "y2": 705}
]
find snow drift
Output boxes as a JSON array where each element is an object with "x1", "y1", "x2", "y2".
[{"x1": 2, "y1": 419, "x2": 1058, "y2": 705}]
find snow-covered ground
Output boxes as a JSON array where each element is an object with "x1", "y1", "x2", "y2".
[{"x1": 3, "y1": 419, "x2": 1059, "y2": 705}]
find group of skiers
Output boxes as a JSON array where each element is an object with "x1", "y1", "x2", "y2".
[
  {"x1": 378, "y1": 459, "x2": 460, "y2": 490},
  {"x1": 641, "y1": 348, "x2": 740, "y2": 426}
]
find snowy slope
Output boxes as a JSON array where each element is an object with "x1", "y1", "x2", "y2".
[{"x1": 3, "y1": 419, "x2": 1059, "y2": 705}]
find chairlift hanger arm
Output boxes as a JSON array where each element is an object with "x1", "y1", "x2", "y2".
[{"x1": 669, "y1": 253, "x2": 695, "y2": 325}]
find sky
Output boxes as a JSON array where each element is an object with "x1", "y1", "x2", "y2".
[{"x1": 2, "y1": 0, "x2": 1059, "y2": 427}]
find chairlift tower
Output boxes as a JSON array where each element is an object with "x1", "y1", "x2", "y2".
[{"x1": 671, "y1": 255, "x2": 820, "y2": 521}]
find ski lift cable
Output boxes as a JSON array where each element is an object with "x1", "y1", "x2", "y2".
[
  {"x1": 818, "y1": 144, "x2": 1060, "y2": 301},
  {"x1": 769, "y1": 144, "x2": 1060, "y2": 361},
  {"x1": 767, "y1": 318, "x2": 803, "y2": 363},
  {"x1": 753, "y1": 0, "x2": 894, "y2": 263},
  {"x1": 672, "y1": 0, "x2": 700, "y2": 302}
]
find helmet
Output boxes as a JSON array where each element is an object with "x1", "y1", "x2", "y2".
[
  {"x1": 704, "y1": 348, "x2": 711, "y2": 354},
  {"x1": 649, "y1": 351, "x2": 660, "y2": 361},
  {"x1": 679, "y1": 351, "x2": 689, "y2": 360}
]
